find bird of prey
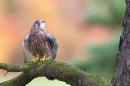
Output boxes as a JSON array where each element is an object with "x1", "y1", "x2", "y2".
[{"x1": 23, "y1": 20, "x2": 58, "y2": 62}]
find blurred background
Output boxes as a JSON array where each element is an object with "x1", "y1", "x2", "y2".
[{"x1": 0, "y1": 0, "x2": 125, "y2": 86}]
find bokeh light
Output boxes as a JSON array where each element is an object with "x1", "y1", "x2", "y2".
[{"x1": 0, "y1": 0, "x2": 125, "y2": 85}]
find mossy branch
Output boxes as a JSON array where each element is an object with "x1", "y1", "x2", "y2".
[{"x1": 0, "y1": 60, "x2": 109, "y2": 86}]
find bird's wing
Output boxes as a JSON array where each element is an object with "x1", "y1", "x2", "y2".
[
  {"x1": 23, "y1": 34, "x2": 32, "y2": 53},
  {"x1": 47, "y1": 34, "x2": 58, "y2": 60}
]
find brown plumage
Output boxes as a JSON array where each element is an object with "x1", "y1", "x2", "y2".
[
  {"x1": 23, "y1": 20, "x2": 58, "y2": 61},
  {"x1": 29, "y1": 29, "x2": 52, "y2": 60}
]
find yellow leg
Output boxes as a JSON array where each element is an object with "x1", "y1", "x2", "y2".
[
  {"x1": 40, "y1": 55, "x2": 46, "y2": 61},
  {"x1": 45, "y1": 58, "x2": 49, "y2": 60},
  {"x1": 32, "y1": 57, "x2": 38, "y2": 62}
]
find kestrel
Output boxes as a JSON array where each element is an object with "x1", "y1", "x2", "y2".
[{"x1": 23, "y1": 20, "x2": 58, "y2": 62}]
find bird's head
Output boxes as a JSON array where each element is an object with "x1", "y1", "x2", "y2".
[
  {"x1": 30, "y1": 20, "x2": 45, "y2": 34},
  {"x1": 34, "y1": 20, "x2": 45, "y2": 30}
]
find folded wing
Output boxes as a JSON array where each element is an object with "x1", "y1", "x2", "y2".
[{"x1": 47, "y1": 34, "x2": 58, "y2": 60}]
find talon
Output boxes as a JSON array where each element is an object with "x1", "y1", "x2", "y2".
[
  {"x1": 32, "y1": 57, "x2": 38, "y2": 62},
  {"x1": 45, "y1": 58, "x2": 49, "y2": 60},
  {"x1": 40, "y1": 55, "x2": 46, "y2": 61}
]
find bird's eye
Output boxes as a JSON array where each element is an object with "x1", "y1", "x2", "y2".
[
  {"x1": 35, "y1": 21, "x2": 39, "y2": 24},
  {"x1": 42, "y1": 20, "x2": 45, "y2": 23}
]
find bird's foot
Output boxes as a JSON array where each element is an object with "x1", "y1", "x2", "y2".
[
  {"x1": 40, "y1": 56, "x2": 46, "y2": 61},
  {"x1": 45, "y1": 58, "x2": 49, "y2": 60},
  {"x1": 32, "y1": 57, "x2": 38, "y2": 62},
  {"x1": 40, "y1": 58, "x2": 49, "y2": 62},
  {"x1": 40, "y1": 56, "x2": 50, "y2": 61},
  {"x1": 40, "y1": 58, "x2": 45, "y2": 61}
]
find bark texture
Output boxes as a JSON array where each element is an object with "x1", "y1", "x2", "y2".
[
  {"x1": 0, "y1": 60, "x2": 108, "y2": 86},
  {"x1": 110, "y1": 0, "x2": 130, "y2": 86}
]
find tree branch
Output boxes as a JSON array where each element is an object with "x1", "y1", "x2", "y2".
[{"x1": 0, "y1": 60, "x2": 109, "y2": 86}]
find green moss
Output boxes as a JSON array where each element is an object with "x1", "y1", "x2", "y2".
[{"x1": 0, "y1": 60, "x2": 109, "y2": 86}]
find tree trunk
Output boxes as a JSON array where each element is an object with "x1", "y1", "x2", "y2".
[{"x1": 110, "y1": 0, "x2": 130, "y2": 86}]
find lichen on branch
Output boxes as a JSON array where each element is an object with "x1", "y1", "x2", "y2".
[{"x1": 0, "y1": 59, "x2": 108, "y2": 86}]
